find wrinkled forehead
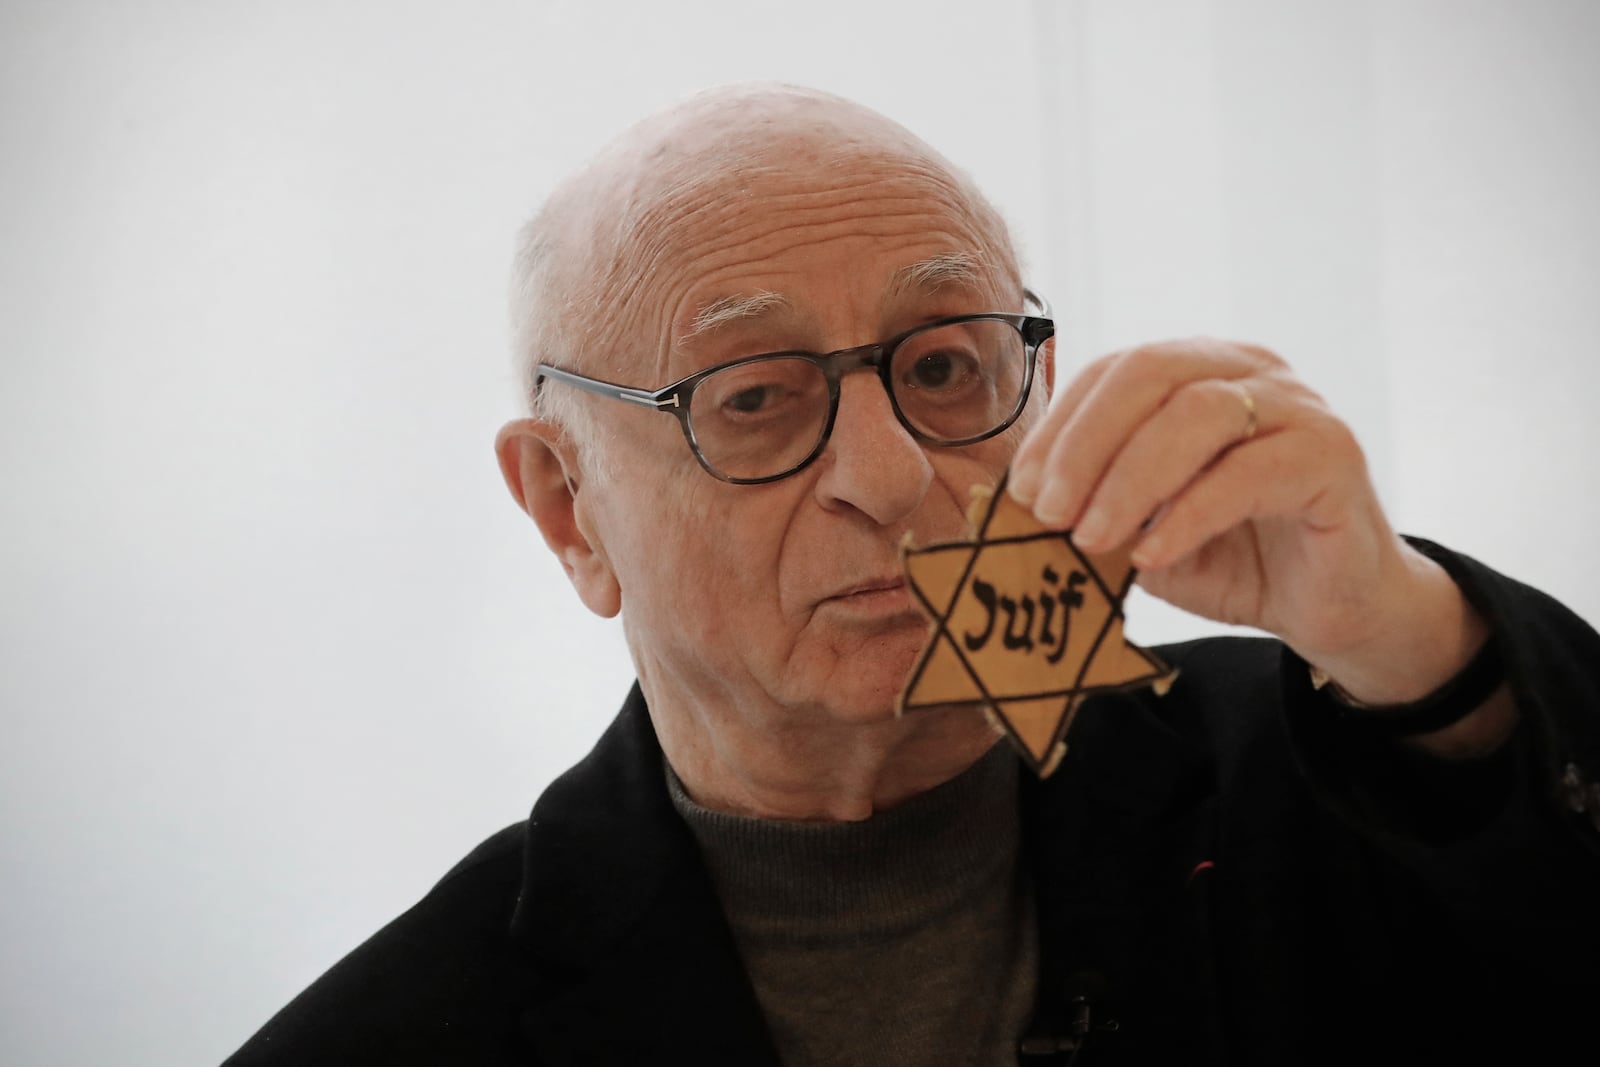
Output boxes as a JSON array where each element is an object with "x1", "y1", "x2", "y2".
[{"x1": 568, "y1": 94, "x2": 1020, "y2": 376}]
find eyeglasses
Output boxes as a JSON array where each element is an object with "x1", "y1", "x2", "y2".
[{"x1": 534, "y1": 291, "x2": 1054, "y2": 484}]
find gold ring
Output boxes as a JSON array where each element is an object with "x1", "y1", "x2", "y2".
[{"x1": 1236, "y1": 383, "x2": 1258, "y2": 441}]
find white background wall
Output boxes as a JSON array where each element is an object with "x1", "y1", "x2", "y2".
[{"x1": 2, "y1": 2, "x2": 1595, "y2": 1063}]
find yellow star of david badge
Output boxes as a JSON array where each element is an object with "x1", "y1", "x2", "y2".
[{"x1": 898, "y1": 470, "x2": 1174, "y2": 777}]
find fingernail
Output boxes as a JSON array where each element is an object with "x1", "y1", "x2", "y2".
[
  {"x1": 1032, "y1": 483, "x2": 1072, "y2": 526},
  {"x1": 1131, "y1": 535, "x2": 1160, "y2": 569},
  {"x1": 1007, "y1": 464, "x2": 1037, "y2": 505},
  {"x1": 1075, "y1": 506, "x2": 1109, "y2": 548}
]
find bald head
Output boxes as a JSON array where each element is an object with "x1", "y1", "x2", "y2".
[{"x1": 510, "y1": 84, "x2": 1022, "y2": 473}]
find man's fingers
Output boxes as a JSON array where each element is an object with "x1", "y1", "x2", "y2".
[
  {"x1": 1025, "y1": 353, "x2": 1168, "y2": 527},
  {"x1": 1008, "y1": 349, "x2": 1115, "y2": 504},
  {"x1": 1070, "y1": 377, "x2": 1273, "y2": 553},
  {"x1": 1010, "y1": 338, "x2": 1267, "y2": 527},
  {"x1": 1128, "y1": 426, "x2": 1345, "y2": 571}
]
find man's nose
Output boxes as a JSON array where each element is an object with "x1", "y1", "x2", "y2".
[{"x1": 811, "y1": 371, "x2": 932, "y2": 525}]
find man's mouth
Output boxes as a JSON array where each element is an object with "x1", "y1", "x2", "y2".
[
  {"x1": 830, "y1": 576, "x2": 906, "y2": 599},
  {"x1": 818, "y1": 577, "x2": 920, "y2": 618}
]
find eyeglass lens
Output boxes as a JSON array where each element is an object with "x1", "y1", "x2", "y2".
[{"x1": 686, "y1": 318, "x2": 1029, "y2": 481}]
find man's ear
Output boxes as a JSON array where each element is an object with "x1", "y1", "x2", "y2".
[
  {"x1": 495, "y1": 419, "x2": 621, "y2": 619},
  {"x1": 1040, "y1": 335, "x2": 1057, "y2": 401}
]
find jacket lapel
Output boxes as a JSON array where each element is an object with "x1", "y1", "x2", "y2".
[
  {"x1": 509, "y1": 686, "x2": 781, "y2": 1064},
  {"x1": 1022, "y1": 682, "x2": 1223, "y2": 1062}
]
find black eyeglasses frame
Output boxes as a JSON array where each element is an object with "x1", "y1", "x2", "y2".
[{"x1": 534, "y1": 292, "x2": 1055, "y2": 485}]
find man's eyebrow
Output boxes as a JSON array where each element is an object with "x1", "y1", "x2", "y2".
[
  {"x1": 680, "y1": 252, "x2": 989, "y2": 342},
  {"x1": 683, "y1": 290, "x2": 792, "y2": 340},
  {"x1": 886, "y1": 251, "x2": 988, "y2": 301}
]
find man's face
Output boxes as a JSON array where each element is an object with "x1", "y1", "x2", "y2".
[{"x1": 579, "y1": 137, "x2": 1043, "y2": 730}]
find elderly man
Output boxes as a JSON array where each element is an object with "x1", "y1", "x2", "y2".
[{"x1": 226, "y1": 85, "x2": 1600, "y2": 1066}]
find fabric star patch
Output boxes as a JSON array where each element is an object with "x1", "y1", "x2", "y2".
[{"x1": 898, "y1": 470, "x2": 1173, "y2": 777}]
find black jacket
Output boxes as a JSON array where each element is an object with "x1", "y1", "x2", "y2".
[{"x1": 225, "y1": 542, "x2": 1600, "y2": 1065}]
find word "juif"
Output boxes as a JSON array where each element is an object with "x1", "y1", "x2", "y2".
[{"x1": 962, "y1": 565, "x2": 1089, "y2": 665}]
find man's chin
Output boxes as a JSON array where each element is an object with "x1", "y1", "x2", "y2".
[
  {"x1": 808, "y1": 655, "x2": 925, "y2": 726},
  {"x1": 771, "y1": 618, "x2": 934, "y2": 721}
]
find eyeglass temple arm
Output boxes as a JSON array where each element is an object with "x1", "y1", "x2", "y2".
[{"x1": 535, "y1": 364, "x2": 681, "y2": 410}]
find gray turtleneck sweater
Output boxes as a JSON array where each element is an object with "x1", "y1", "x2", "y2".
[{"x1": 667, "y1": 741, "x2": 1039, "y2": 1066}]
